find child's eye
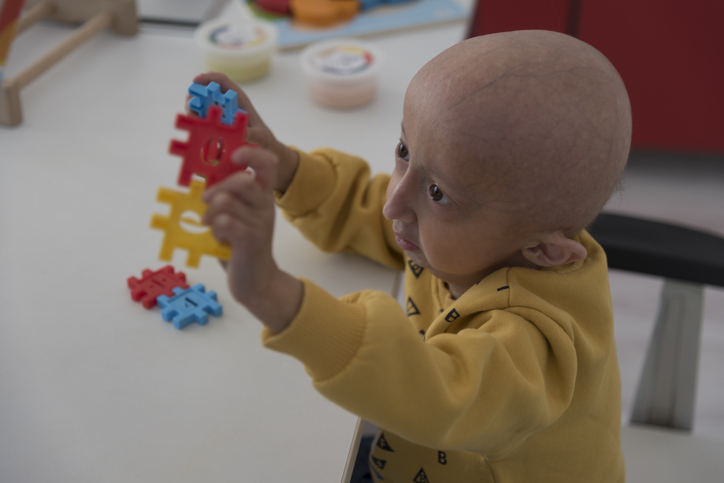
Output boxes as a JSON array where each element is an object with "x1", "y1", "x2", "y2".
[
  {"x1": 429, "y1": 184, "x2": 450, "y2": 204},
  {"x1": 396, "y1": 141, "x2": 409, "y2": 159}
]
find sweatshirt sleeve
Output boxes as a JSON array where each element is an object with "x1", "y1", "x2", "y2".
[
  {"x1": 262, "y1": 277, "x2": 579, "y2": 459},
  {"x1": 275, "y1": 147, "x2": 404, "y2": 271}
]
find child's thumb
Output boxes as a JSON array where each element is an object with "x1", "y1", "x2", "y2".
[{"x1": 232, "y1": 146, "x2": 278, "y2": 191}]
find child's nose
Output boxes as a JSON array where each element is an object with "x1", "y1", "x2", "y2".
[{"x1": 383, "y1": 177, "x2": 416, "y2": 223}]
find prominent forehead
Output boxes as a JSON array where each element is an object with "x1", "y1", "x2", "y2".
[
  {"x1": 406, "y1": 31, "x2": 612, "y2": 124},
  {"x1": 400, "y1": 31, "x2": 616, "y2": 185}
]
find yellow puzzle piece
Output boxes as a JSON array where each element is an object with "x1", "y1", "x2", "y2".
[{"x1": 151, "y1": 178, "x2": 231, "y2": 267}]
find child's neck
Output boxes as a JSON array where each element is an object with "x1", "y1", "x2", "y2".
[
  {"x1": 446, "y1": 282, "x2": 468, "y2": 300},
  {"x1": 443, "y1": 259, "x2": 539, "y2": 299}
]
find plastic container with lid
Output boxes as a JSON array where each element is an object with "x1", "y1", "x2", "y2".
[
  {"x1": 300, "y1": 39, "x2": 384, "y2": 109},
  {"x1": 195, "y1": 18, "x2": 277, "y2": 82}
]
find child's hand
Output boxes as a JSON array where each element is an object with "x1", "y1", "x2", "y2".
[
  {"x1": 202, "y1": 146, "x2": 303, "y2": 333},
  {"x1": 191, "y1": 72, "x2": 299, "y2": 193}
]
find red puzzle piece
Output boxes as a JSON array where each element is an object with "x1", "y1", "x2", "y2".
[
  {"x1": 169, "y1": 105, "x2": 255, "y2": 188},
  {"x1": 127, "y1": 265, "x2": 189, "y2": 309},
  {"x1": 256, "y1": 0, "x2": 290, "y2": 15}
]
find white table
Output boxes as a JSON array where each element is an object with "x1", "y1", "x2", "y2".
[{"x1": 0, "y1": 14, "x2": 467, "y2": 483}]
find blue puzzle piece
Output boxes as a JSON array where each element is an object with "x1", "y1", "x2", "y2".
[
  {"x1": 188, "y1": 82, "x2": 247, "y2": 126},
  {"x1": 157, "y1": 283, "x2": 222, "y2": 329}
]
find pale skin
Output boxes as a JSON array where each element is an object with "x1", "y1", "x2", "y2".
[{"x1": 199, "y1": 30, "x2": 632, "y2": 333}]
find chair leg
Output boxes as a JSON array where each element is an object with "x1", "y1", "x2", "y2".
[{"x1": 630, "y1": 279, "x2": 704, "y2": 431}]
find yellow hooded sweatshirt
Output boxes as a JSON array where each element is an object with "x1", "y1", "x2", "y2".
[{"x1": 263, "y1": 148, "x2": 624, "y2": 483}]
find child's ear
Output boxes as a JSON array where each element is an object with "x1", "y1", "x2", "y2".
[{"x1": 521, "y1": 231, "x2": 587, "y2": 267}]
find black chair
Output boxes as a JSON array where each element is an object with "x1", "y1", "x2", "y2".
[
  {"x1": 588, "y1": 212, "x2": 724, "y2": 482},
  {"x1": 589, "y1": 212, "x2": 724, "y2": 431}
]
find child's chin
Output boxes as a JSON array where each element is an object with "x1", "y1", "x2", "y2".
[{"x1": 406, "y1": 250, "x2": 428, "y2": 268}]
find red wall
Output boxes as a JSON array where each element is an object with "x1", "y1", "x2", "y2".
[{"x1": 468, "y1": 0, "x2": 724, "y2": 154}]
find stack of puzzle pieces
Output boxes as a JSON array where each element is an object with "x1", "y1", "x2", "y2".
[
  {"x1": 129, "y1": 82, "x2": 253, "y2": 329},
  {"x1": 151, "y1": 81, "x2": 253, "y2": 268}
]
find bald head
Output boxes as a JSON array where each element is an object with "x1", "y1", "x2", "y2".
[{"x1": 405, "y1": 30, "x2": 632, "y2": 236}]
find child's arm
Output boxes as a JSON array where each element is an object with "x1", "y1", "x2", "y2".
[
  {"x1": 202, "y1": 146, "x2": 302, "y2": 333},
  {"x1": 276, "y1": 148, "x2": 404, "y2": 271}
]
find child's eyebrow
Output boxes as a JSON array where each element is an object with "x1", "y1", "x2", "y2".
[{"x1": 400, "y1": 121, "x2": 405, "y2": 136}]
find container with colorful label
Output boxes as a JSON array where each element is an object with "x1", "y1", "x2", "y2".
[
  {"x1": 301, "y1": 39, "x2": 383, "y2": 109},
  {"x1": 195, "y1": 18, "x2": 277, "y2": 82}
]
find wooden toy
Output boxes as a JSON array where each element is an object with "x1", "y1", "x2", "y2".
[
  {"x1": 0, "y1": 0, "x2": 137, "y2": 126},
  {"x1": 0, "y1": 0, "x2": 26, "y2": 83}
]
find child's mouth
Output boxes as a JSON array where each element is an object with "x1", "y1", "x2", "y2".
[{"x1": 395, "y1": 234, "x2": 420, "y2": 251}]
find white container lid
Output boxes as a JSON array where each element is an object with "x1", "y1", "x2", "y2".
[
  {"x1": 195, "y1": 17, "x2": 277, "y2": 61},
  {"x1": 301, "y1": 39, "x2": 383, "y2": 84}
]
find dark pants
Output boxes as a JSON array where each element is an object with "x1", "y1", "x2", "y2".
[{"x1": 350, "y1": 436, "x2": 374, "y2": 483}]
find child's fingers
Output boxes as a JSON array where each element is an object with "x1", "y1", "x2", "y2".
[
  {"x1": 203, "y1": 179, "x2": 273, "y2": 224},
  {"x1": 202, "y1": 147, "x2": 278, "y2": 205},
  {"x1": 232, "y1": 146, "x2": 279, "y2": 192},
  {"x1": 208, "y1": 212, "x2": 245, "y2": 248},
  {"x1": 202, "y1": 148, "x2": 277, "y2": 217},
  {"x1": 193, "y1": 72, "x2": 237, "y2": 91},
  {"x1": 205, "y1": 197, "x2": 272, "y2": 251}
]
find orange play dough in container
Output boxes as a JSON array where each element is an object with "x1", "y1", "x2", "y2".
[
  {"x1": 290, "y1": 0, "x2": 358, "y2": 27},
  {"x1": 300, "y1": 39, "x2": 383, "y2": 109},
  {"x1": 195, "y1": 19, "x2": 277, "y2": 82}
]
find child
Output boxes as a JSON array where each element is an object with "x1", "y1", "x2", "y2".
[{"x1": 198, "y1": 29, "x2": 631, "y2": 483}]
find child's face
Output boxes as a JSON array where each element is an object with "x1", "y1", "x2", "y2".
[
  {"x1": 382, "y1": 31, "x2": 632, "y2": 295},
  {"x1": 383, "y1": 81, "x2": 531, "y2": 293}
]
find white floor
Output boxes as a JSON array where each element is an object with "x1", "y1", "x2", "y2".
[{"x1": 604, "y1": 151, "x2": 724, "y2": 442}]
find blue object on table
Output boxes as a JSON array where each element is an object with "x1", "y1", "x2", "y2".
[
  {"x1": 358, "y1": 0, "x2": 384, "y2": 10},
  {"x1": 188, "y1": 81, "x2": 247, "y2": 125},
  {"x1": 271, "y1": 0, "x2": 468, "y2": 49},
  {"x1": 157, "y1": 283, "x2": 223, "y2": 329}
]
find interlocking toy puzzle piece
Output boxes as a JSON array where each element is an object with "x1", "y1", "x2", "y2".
[
  {"x1": 127, "y1": 265, "x2": 189, "y2": 309},
  {"x1": 188, "y1": 82, "x2": 247, "y2": 125},
  {"x1": 157, "y1": 283, "x2": 222, "y2": 329},
  {"x1": 169, "y1": 104, "x2": 255, "y2": 188},
  {"x1": 151, "y1": 178, "x2": 232, "y2": 267}
]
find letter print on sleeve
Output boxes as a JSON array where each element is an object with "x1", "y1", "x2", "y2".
[{"x1": 445, "y1": 308, "x2": 460, "y2": 323}]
